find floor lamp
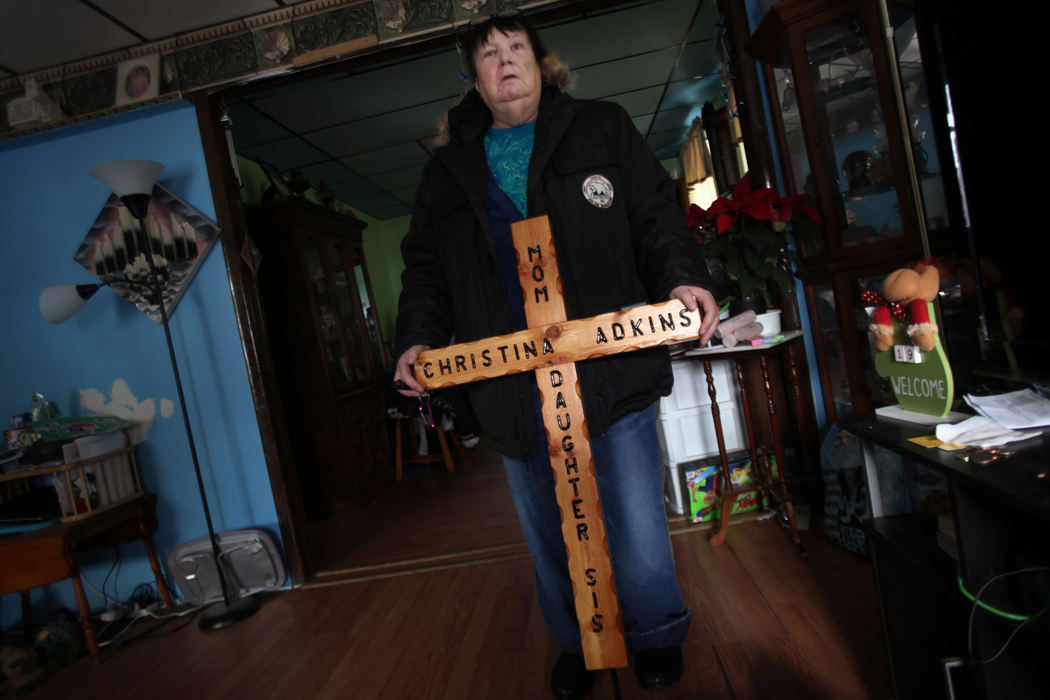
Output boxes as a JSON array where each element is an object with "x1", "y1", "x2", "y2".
[{"x1": 39, "y1": 159, "x2": 259, "y2": 630}]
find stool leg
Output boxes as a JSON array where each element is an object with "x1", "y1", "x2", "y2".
[
  {"x1": 395, "y1": 419, "x2": 404, "y2": 482},
  {"x1": 434, "y1": 427, "x2": 455, "y2": 474}
]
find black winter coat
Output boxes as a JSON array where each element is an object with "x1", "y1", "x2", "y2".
[{"x1": 395, "y1": 84, "x2": 713, "y2": 458}]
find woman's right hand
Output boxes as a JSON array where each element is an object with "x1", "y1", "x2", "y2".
[{"x1": 394, "y1": 344, "x2": 431, "y2": 396}]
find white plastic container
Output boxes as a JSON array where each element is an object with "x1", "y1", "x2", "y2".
[{"x1": 754, "y1": 309, "x2": 782, "y2": 335}]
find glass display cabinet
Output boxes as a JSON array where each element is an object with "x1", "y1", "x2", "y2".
[
  {"x1": 247, "y1": 198, "x2": 391, "y2": 515},
  {"x1": 748, "y1": 0, "x2": 949, "y2": 419}
]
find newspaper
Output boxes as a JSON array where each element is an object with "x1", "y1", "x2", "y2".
[{"x1": 963, "y1": 389, "x2": 1050, "y2": 430}]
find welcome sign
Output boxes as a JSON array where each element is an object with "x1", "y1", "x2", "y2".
[{"x1": 873, "y1": 301, "x2": 954, "y2": 416}]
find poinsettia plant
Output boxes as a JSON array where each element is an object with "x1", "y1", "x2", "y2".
[{"x1": 688, "y1": 173, "x2": 823, "y2": 309}]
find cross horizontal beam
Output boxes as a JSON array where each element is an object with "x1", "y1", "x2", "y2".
[{"x1": 413, "y1": 299, "x2": 701, "y2": 390}]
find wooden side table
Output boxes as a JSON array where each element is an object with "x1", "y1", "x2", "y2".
[
  {"x1": 684, "y1": 330, "x2": 812, "y2": 556},
  {"x1": 0, "y1": 493, "x2": 173, "y2": 664}
]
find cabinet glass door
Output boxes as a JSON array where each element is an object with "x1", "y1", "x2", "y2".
[
  {"x1": 803, "y1": 11, "x2": 906, "y2": 249},
  {"x1": 304, "y1": 237, "x2": 350, "y2": 387},
  {"x1": 772, "y1": 48, "x2": 823, "y2": 257},
  {"x1": 354, "y1": 264, "x2": 386, "y2": 369},
  {"x1": 327, "y1": 241, "x2": 372, "y2": 385}
]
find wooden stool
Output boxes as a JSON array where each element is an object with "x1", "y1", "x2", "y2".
[{"x1": 394, "y1": 415, "x2": 462, "y2": 481}]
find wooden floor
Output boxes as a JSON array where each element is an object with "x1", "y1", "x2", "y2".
[{"x1": 32, "y1": 442, "x2": 892, "y2": 699}]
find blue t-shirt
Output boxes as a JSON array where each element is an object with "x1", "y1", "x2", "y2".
[{"x1": 484, "y1": 121, "x2": 535, "y2": 218}]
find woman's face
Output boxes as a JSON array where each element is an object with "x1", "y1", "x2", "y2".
[{"x1": 473, "y1": 27, "x2": 542, "y2": 124}]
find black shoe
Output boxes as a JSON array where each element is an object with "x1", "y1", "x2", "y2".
[
  {"x1": 550, "y1": 652, "x2": 594, "y2": 699},
  {"x1": 635, "y1": 645, "x2": 684, "y2": 689}
]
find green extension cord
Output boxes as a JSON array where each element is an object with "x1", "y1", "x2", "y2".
[{"x1": 956, "y1": 570, "x2": 1048, "y2": 622}]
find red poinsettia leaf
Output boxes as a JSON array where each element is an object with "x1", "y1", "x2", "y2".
[
  {"x1": 687, "y1": 203, "x2": 706, "y2": 229},
  {"x1": 732, "y1": 173, "x2": 754, "y2": 201},
  {"x1": 715, "y1": 209, "x2": 738, "y2": 234},
  {"x1": 743, "y1": 190, "x2": 775, "y2": 221}
]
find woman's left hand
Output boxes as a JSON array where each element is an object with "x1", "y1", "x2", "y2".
[{"x1": 669, "y1": 285, "x2": 720, "y2": 346}]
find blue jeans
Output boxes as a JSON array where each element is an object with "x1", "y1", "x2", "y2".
[{"x1": 501, "y1": 395, "x2": 690, "y2": 655}]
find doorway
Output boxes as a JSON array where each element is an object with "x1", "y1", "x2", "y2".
[{"x1": 204, "y1": 0, "x2": 727, "y2": 584}]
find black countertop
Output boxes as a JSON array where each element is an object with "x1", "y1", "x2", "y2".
[{"x1": 839, "y1": 413, "x2": 1050, "y2": 527}]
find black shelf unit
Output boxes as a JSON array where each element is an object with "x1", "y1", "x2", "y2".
[
  {"x1": 866, "y1": 513, "x2": 979, "y2": 699},
  {"x1": 842, "y1": 414, "x2": 1049, "y2": 700}
]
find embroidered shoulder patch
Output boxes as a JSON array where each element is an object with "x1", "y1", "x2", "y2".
[{"x1": 582, "y1": 174, "x2": 614, "y2": 209}]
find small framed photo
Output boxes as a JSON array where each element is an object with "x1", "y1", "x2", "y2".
[{"x1": 115, "y1": 55, "x2": 160, "y2": 106}]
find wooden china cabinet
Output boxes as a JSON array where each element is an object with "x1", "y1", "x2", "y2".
[
  {"x1": 748, "y1": 0, "x2": 949, "y2": 420},
  {"x1": 247, "y1": 198, "x2": 391, "y2": 516}
]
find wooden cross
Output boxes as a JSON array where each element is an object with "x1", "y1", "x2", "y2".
[{"x1": 413, "y1": 216, "x2": 703, "y2": 670}]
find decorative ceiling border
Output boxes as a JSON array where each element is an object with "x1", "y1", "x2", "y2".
[{"x1": 0, "y1": 0, "x2": 567, "y2": 142}]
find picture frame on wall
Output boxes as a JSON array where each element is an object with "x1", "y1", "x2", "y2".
[
  {"x1": 74, "y1": 184, "x2": 220, "y2": 323},
  {"x1": 115, "y1": 54, "x2": 160, "y2": 107}
]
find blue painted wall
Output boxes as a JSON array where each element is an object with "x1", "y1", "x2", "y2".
[{"x1": 0, "y1": 101, "x2": 279, "y2": 628}]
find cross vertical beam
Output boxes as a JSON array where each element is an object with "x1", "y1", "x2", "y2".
[{"x1": 512, "y1": 216, "x2": 628, "y2": 670}]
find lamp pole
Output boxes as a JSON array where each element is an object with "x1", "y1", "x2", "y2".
[{"x1": 90, "y1": 160, "x2": 260, "y2": 630}]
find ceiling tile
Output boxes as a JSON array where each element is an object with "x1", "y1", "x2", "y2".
[
  {"x1": 250, "y1": 50, "x2": 464, "y2": 134},
  {"x1": 0, "y1": 0, "x2": 140, "y2": 74},
  {"x1": 570, "y1": 48, "x2": 679, "y2": 101},
  {"x1": 305, "y1": 97, "x2": 458, "y2": 158},
  {"x1": 298, "y1": 160, "x2": 360, "y2": 187},
  {"x1": 227, "y1": 100, "x2": 293, "y2": 147},
  {"x1": 332, "y1": 178, "x2": 382, "y2": 201},
  {"x1": 93, "y1": 0, "x2": 279, "y2": 39},
  {"x1": 649, "y1": 104, "x2": 697, "y2": 135},
  {"x1": 601, "y1": 86, "x2": 664, "y2": 119},
  {"x1": 238, "y1": 136, "x2": 329, "y2": 171},
  {"x1": 544, "y1": 0, "x2": 698, "y2": 71},
  {"x1": 341, "y1": 142, "x2": 431, "y2": 176},
  {"x1": 370, "y1": 165, "x2": 424, "y2": 191}
]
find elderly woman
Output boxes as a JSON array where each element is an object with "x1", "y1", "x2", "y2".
[{"x1": 394, "y1": 12, "x2": 718, "y2": 699}]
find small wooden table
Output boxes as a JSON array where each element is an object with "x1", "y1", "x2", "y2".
[
  {"x1": 0, "y1": 493, "x2": 173, "y2": 664},
  {"x1": 684, "y1": 330, "x2": 811, "y2": 556}
]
